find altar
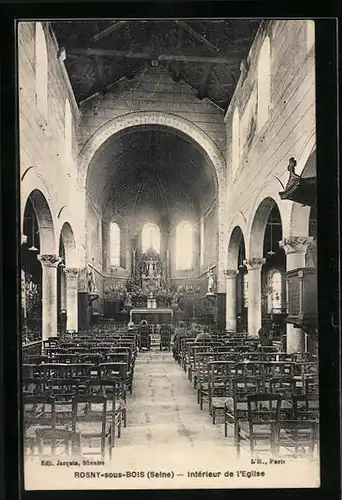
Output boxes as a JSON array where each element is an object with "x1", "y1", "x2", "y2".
[
  {"x1": 130, "y1": 307, "x2": 173, "y2": 345},
  {"x1": 129, "y1": 307, "x2": 173, "y2": 325}
]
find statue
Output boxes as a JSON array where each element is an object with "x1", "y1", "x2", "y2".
[
  {"x1": 148, "y1": 259, "x2": 154, "y2": 277},
  {"x1": 207, "y1": 269, "x2": 215, "y2": 294},
  {"x1": 87, "y1": 267, "x2": 96, "y2": 293},
  {"x1": 286, "y1": 157, "x2": 301, "y2": 186}
]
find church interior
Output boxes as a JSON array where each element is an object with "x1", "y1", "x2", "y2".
[{"x1": 19, "y1": 19, "x2": 319, "y2": 474}]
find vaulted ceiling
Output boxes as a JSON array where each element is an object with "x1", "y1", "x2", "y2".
[
  {"x1": 51, "y1": 20, "x2": 260, "y2": 110},
  {"x1": 86, "y1": 126, "x2": 217, "y2": 218}
]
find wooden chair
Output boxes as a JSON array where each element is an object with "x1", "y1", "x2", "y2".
[
  {"x1": 71, "y1": 395, "x2": 111, "y2": 460},
  {"x1": 224, "y1": 376, "x2": 263, "y2": 442},
  {"x1": 87, "y1": 379, "x2": 126, "y2": 446},
  {"x1": 23, "y1": 395, "x2": 56, "y2": 453},
  {"x1": 46, "y1": 378, "x2": 81, "y2": 425},
  {"x1": 138, "y1": 329, "x2": 151, "y2": 351},
  {"x1": 236, "y1": 393, "x2": 282, "y2": 457},
  {"x1": 273, "y1": 419, "x2": 318, "y2": 458},
  {"x1": 196, "y1": 352, "x2": 216, "y2": 406},
  {"x1": 293, "y1": 362, "x2": 318, "y2": 394},
  {"x1": 22, "y1": 377, "x2": 44, "y2": 396},
  {"x1": 160, "y1": 327, "x2": 172, "y2": 351},
  {"x1": 269, "y1": 377, "x2": 296, "y2": 419},
  {"x1": 293, "y1": 393, "x2": 319, "y2": 421},
  {"x1": 35, "y1": 427, "x2": 80, "y2": 456},
  {"x1": 98, "y1": 362, "x2": 127, "y2": 403},
  {"x1": 105, "y1": 353, "x2": 133, "y2": 394},
  {"x1": 209, "y1": 361, "x2": 236, "y2": 424},
  {"x1": 25, "y1": 355, "x2": 49, "y2": 365}
]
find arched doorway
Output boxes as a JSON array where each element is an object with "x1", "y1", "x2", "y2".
[
  {"x1": 226, "y1": 226, "x2": 247, "y2": 332},
  {"x1": 59, "y1": 222, "x2": 78, "y2": 332},
  {"x1": 247, "y1": 197, "x2": 284, "y2": 335},
  {"x1": 260, "y1": 203, "x2": 285, "y2": 340},
  {"x1": 21, "y1": 189, "x2": 57, "y2": 340},
  {"x1": 22, "y1": 196, "x2": 42, "y2": 340}
]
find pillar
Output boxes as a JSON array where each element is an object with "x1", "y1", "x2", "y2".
[
  {"x1": 38, "y1": 254, "x2": 60, "y2": 340},
  {"x1": 65, "y1": 267, "x2": 79, "y2": 332},
  {"x1": 279, "y1": 236, "x2": 314, "y2": 354},
  {"x1": 102, "y1": 221, "x2": 110, "y2": 274},
  {"x1": 60, "y1": 271, "x2": 67, "y2": 310},
  {"x1": 243, "y1": 258, "x2": 266, "y2": 336},
  {"x1": 216, "y1": 293, "x2": 226, "y2": 331},
  {"x1": 224, "y1": 270, "x2": 238, "y2": 332}
]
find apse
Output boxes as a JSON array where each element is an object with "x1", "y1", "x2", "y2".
[
  {"x1": 86, "y1": 125, "x2": 219, "y2": 272},
  {"x1": 86, "y1": 125, "x2": 218, "y2": 220}
]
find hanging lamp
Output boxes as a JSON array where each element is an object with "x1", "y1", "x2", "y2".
[
  {"x1": 238, "y1": 244, "x2": 244, "y2": 270},
  {"x1": 28, "y1": 195, "x2": 38, "y2": 252},
  {"x1": 267, "y1": 217, "x2": 275, "y2": 257}
]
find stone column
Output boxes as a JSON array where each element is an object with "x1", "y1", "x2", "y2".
[
  {"x1": 65, "y1": 267, "x2": 79, "y2": 332},
  {"x1": 224, "y1": 270, "x2": 238, "y2": 332},
  {"x1": 38, "y1": 254, "x2": 60, "y2": 340},
  {"x1": 243, "y1": 258, "x2": 266, "y2": 335},
  {"x1": 60, "y1": 271, "x2": 67, "y2": 310},
  {"x1": 279, "y1": 236, "x2": 314, "y2": 353}
]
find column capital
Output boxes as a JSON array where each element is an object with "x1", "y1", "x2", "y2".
[
  {"x1": 223, "y1": 269, "x2": 238, "y2": 278},
  {"x1": 21, "y1": 234, "x2": 27, "y2": 245},
  {"x1": 64, "y1": 267, "x2": 79, "y2": 278},
  {"x1": 38, "y1": 254, "x2": 61, "y2": 268},
  {"x1": 243, "y1": 258, "x2": 266, "y2": 271},
  {"x1": 279, "y1": 236, "x2": 314, "y2": 254}
]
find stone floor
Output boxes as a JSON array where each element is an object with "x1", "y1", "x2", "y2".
[{"x1": 118, "y1": 348, "x2": 231, "y2": 450}]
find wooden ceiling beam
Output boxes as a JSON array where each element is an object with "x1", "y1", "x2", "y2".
[
  {"x1": 175, "y1": 20, "x2": 220, "y2": 52},
  {"x1": 90, "y1": 21, "x2": 127, "y2": 43},
  {"x1": 67, "y1": 47, "x2": 241, "y2": 64}
]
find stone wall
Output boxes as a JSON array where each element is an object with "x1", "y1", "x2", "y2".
[
  {"x1": 19, "y1": 22, "x2": 81, "y2": 252},
  {"x1": 78, "y1": 66, "x2": 226, "y2": 157},
  {"x1": 224, "y1": 20, "x2": 316, "y2": 264}
]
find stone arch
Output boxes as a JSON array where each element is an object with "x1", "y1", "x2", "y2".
[
  {"x1": 247, "y1": 196, "x2": 284, "y2": 259},
  {"x1": 59, "y1": 222, "x2": 77, "y2": 267},
  {"x1": 78, "y1": 111, "x2": 226, "y2": 189},
  {"x1": 246, "y1": 179, "x2": 291, "y2": 257},
  {"x1": 226, "y1": 225, "x2": 246, "y2": 270},
  {"x1": 21, "y1": 167, "x2": 56, "y2": 233},
  {"x1": 57, "y1": 205, "x2": 82, "y2": 258},
  {"x1": 22, "y1": 188, "x2": 56, "y2": 255}
]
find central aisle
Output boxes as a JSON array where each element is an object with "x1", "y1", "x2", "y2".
[{"x1": 118, "y1": 348, "x2": 231, "y2": 450}]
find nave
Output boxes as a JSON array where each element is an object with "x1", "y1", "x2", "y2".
[{"x1": 23, "y1": 327, "x2": 319, "y2": 491}]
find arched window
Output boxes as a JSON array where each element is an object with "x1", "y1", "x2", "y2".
[
  {"x1": 110, "y1": 222, "x2": 121, "y2": 267},
  {"x1": 269, "y1": 270, "x2": 282, "y2": 313},
  {"x1": 232, "y1": 106, "x2": 240, "y2": 176},
  {"x1": 64, "y1": 99, "x2": 72, "y2": 176},
  {"x1": 142, "y1": 223, "x2": 160, "y2": 254},
  {"x1": 257, "y1": 36, "x2": 271, "y2": 132},
  {"x1": 306, "y1": 20, "x2": 315, "y2": 51},
  {"x1": 35, "y1": 22, "x2": 48, "y2": 119},
  {"x1": 176, "y1": 221, "x2": 193, "y2": 270}
]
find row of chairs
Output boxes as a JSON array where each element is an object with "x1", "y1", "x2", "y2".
[
  {"x1": 24, "y1": 379, "x2": 126, "y2": 459},
  {"x1": 174, "y1": 331, "x2": 319, "y2": 458},
  {"x1": 24, "y1": 330, "x2": 139, "y2": 459}
]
